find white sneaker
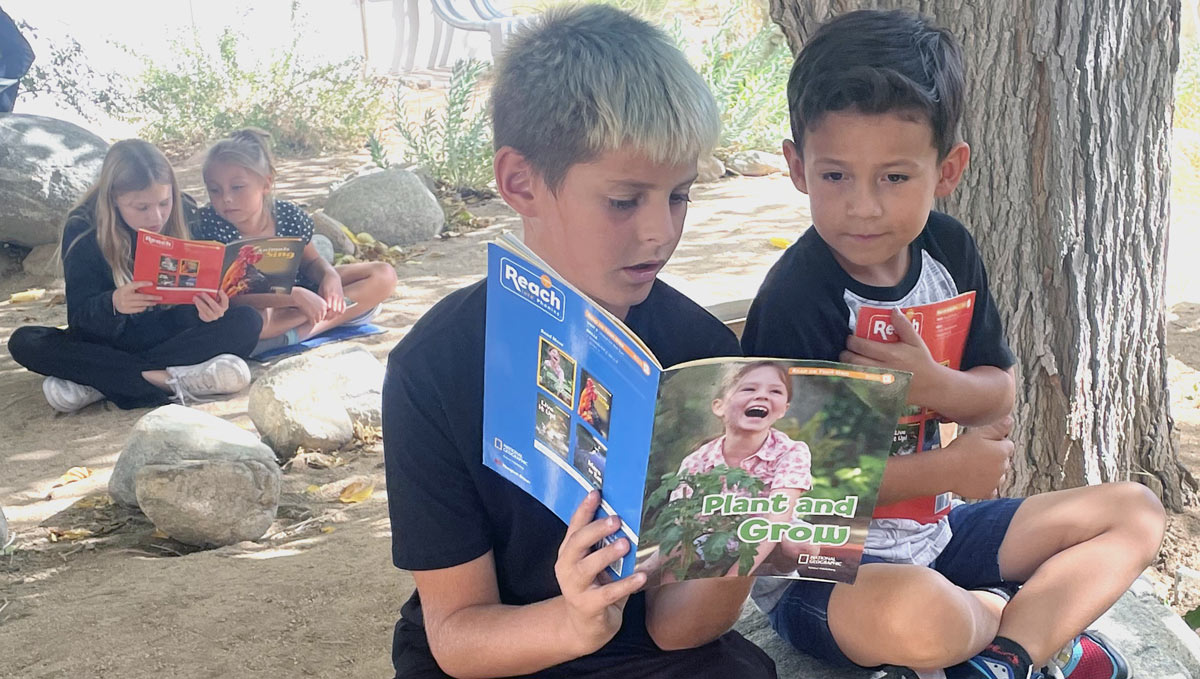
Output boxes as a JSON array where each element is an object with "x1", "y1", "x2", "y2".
[
  {"x1": 42, "y1": 377, "x2": 105, "y2": 413},
  {"x1": 165, "y1": 354, "x2": 251, "y2": 404}
]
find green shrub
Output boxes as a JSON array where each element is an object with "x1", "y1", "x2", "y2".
[
  {"x1": 17, "y1": 21, "x2": 132, "y2": 121},
  {"x1": 125, "y1": 26, "x2": 387, "y2": 156},
  {"x1": 699, "y1": 7, "x2": 792, "y2": 155},
  {"x1": 394, "y1": 59, "x2": 494, "y2": 193}
]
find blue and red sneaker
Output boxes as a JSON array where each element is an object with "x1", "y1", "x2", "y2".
[{"x1": 1042, "y1": 631, "x2": 1130, "y2": 679}]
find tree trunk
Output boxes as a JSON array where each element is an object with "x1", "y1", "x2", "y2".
[{"x1": 769, "y1": 0, "x2": 1198, "y2": 510}]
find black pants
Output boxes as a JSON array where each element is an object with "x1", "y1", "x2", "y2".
[{"x1": 8, "y1": 306, "x2": 262, "y2": 409}]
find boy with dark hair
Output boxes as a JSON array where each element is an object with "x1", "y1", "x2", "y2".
[
  {"x1": 383, "y1": 5, "x2": 776, "y2": 678},
  {"x1": 742, "y1": 9, "x2": 1165, "y2": 679}
]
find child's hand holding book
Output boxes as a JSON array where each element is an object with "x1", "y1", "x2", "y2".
[{"x1": 555, "y1": 490, "x2": 647, "y2": 655}]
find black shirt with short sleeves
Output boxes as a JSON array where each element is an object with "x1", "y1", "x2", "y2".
[
  {"x1": 384, "y1": 279, "x2": 777, "y2": 679},
  {"x1": 742, "y1": 211, "x2": 1014, "y2": 372}
]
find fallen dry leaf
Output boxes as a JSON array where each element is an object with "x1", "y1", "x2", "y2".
[
  {"x1": 305, "y1": 484, "x2": 321, "y2": 494},
  {"x1": 45, "y1": 292, "x2": 66, "y2": 306},
  {"x1": 151, "y1": 528, "x2": 169, "y2": 539},
  {"x1": 48, "y1": 528, "x2": 93, "y2": 542},
  {"x1": 51, "y1": 467, "x2": 94, "y2": 488},
  {"x1": 73, "y1": 494, "x2": 112, "y2": 510},
  {"x1": 286, "y1": 451, "x2": 344, "y2": 470},
  {"x1": 338, "y1": 480, "x2": 375, "y2": 504},
  {"x1": 320, "y1": 526, "x2": 336, "y2": 534}
]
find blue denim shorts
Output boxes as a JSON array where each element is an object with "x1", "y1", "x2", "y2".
[{"x1": 766, "y1": 498, "x2": 1024, "y2": 667}]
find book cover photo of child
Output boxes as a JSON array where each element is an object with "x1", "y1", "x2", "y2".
[{"x1": 637, "y1": 360, "x2": 900, "y2": 585}]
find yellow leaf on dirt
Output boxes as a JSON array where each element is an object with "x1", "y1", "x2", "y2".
[
  {"x1": 48, "y1": 528, "x2": 93, "y2": 542},
  {"x1": 51, "y1": 466, "x2": 94, "y2": 488},
  {"x1": 306, "y1": 484, "x2": 321, "y2": 494},
  {"x1": 73, "y1": 494, "x2": 112, "y2": 510},
  {"x1": 768, "y1": 237, "x2": 793, "y2": 249},
  {"x1": 338, "y1": 480, "x2": 375, "y2": 504},
  {"x1": 9, "y1": 288, "x2": 46, "y2": 303},
  {"x1": 320, "y1": 526, "x2": 336, "y2": 534}
]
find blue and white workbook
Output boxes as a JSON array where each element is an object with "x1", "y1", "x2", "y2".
[{"x1": 482, "y1": 234, "x2": 910, "y2": 585}]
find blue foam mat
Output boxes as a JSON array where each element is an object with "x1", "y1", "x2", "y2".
[{"x1": 251, "y1": 323, "x2": 388, "y2": 361}]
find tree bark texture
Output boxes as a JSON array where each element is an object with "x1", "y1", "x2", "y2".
[{"x1": 769, "y1": 0, "x2": 1198, "y2": 509}]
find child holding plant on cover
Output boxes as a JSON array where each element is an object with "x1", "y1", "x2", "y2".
[{"x1": 653, "y1": 361, "x2": 817, "y2": 579}]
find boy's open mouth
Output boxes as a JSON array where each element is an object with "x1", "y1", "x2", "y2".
[{"x1": 744, "y1": 405, "x2": 769, "y2": 419}]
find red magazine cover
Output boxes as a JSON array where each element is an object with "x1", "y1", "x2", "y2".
[
  {"x1": 132, "y1": 230, "x2": 305, "y2": 305},
  {"x1": 854, "y1": 291, "x2": 976, "y2": 524}
]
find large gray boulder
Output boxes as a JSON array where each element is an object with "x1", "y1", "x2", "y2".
[
  {"x1": 248, "y1": 345, "x2": 385, "y2": 458},
  {"x1": 135, "y1": 459, "x2": 281, "y2": 548},
  {"x1": 322, "y1": 168, "x2": 444, "y2": 246},
  {"x1": 0, "y1": 114, "x2": 109, "y2": 248},
  {"x1": 109, "y1": 404, "x2": 277, "y2": 508},
  {"x1": 735, "y1": 577, "x2": 1200, "y2": 679}
]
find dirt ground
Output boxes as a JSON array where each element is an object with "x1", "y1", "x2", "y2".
[{"x1": 1, "y1": 154, "x2": 1198, "y2": 677}]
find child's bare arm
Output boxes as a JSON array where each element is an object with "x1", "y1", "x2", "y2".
[
  {"x1": 415, "y1": 493, "x2": 645, "y2": 678},
  {"x1": 842, "y1": 308, "x2": 1014, "y2": 425},
  {"x1": 875, "y1": 416, "x2": 1014, "y2": 505}
]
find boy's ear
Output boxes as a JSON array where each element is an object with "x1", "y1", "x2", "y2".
[
  {"x1": 934, "y1": 142, "x2": 970, "y2": 198},
  {"x1": 782, "y1": 139, "x2": 809, "y2": 194},
  {"x1": 494, "y1": 146, "x2": 540, "y2": 217}
]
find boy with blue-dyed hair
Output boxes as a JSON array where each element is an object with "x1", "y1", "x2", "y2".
[{"x1": 743, "y1": 9, "x2": 1165, "y2": 679}]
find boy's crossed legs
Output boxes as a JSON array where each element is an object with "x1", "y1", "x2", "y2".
[{"x1": 773, "y1": 482, "x2": 1164, "y2": 674}]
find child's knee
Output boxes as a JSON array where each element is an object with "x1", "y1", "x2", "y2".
[
  {"x1": 225, "y1": 305, "x2": 265, "y2": 335},
  {"x1": 839, "y1": 567, "x2": 991, "y2": 666},
  {"x1": 373, "y1": 261, "x2": 398, "y2": 289},
  {"x1": 1108, "y1": 481, "x2": 1166, "y2": 558}
]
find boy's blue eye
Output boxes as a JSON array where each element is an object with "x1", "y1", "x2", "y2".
[
  {"x1": 822, "y1": 172, "x2": 844, "y2": 182},
  {"x1": 609, "y1": 198, "x2": 638, "y2": 210},
  {"x1": 669, "y1": 192, "x2": 692, "y2": 205},
  {"x1": 885, "y1": 174, "x2": 908, "y2": 183}
]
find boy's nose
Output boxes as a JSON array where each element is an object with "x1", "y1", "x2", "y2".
[
  {"x1": 847, "y1": 185, "x2": 884, "y2": 219},
  {"x1": 637, "y1": 200, "x2": 677, "y2": 245}
]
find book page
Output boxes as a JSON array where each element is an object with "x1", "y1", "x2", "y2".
[
  {"x1": 482, "y1": 241, "x2": 663, "y2": 578},
  {"x1": 132, "y1": 230, "x2": 224, "y2": 304},
  {"x1": 636, "y1": 359, "x2": 909, "y2": 585}
]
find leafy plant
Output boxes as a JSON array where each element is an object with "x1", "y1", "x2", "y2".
[
  {"x1": 642, "y1": 466, "x2": 765, "y2": 581},
  {"x1": 394, "y1": 59, "x2": 494, "y2": 193},
  {"x1": 367, "y1": 131, "x2": 391, "y2": 169},
  {"x1": 124, "y1": 22, "x2": 387, "y2": 156},
  {"x1": 16, "y1": 21, "x2": 132, "y2": 121},
  {"x1": 698, "y1": 7, "x2": 792, "y2": 155}
]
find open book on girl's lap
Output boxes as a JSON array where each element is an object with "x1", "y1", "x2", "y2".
[{"x1": 482, "y1": 233, "x2": 912, "y2": 585}]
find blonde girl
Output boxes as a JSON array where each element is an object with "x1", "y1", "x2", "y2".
[
  {"x1": 195, "y1": 129, "x2": 398, "y2": 354},
  {"x1": 8, "y1": 140, "x2": 260, "y2": 412}
]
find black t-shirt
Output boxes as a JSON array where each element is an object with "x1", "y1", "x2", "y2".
[
  {"x1": 742, "y1": 211, "x2": 1014, "y2": 372},
  {"x1": 60, "y1": 200, "x2": 204, "y2": 351},
  {"x1": 384, "y1": 279, "x2": 761, "y2": 679}
]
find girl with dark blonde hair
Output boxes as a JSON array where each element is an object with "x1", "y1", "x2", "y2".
[
  {"x1": 196, "y1": 128, "x2": 397, "y2": 355},
  {"x1": 8, "y1": 140, "x2": 263, "y2": 412}
]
